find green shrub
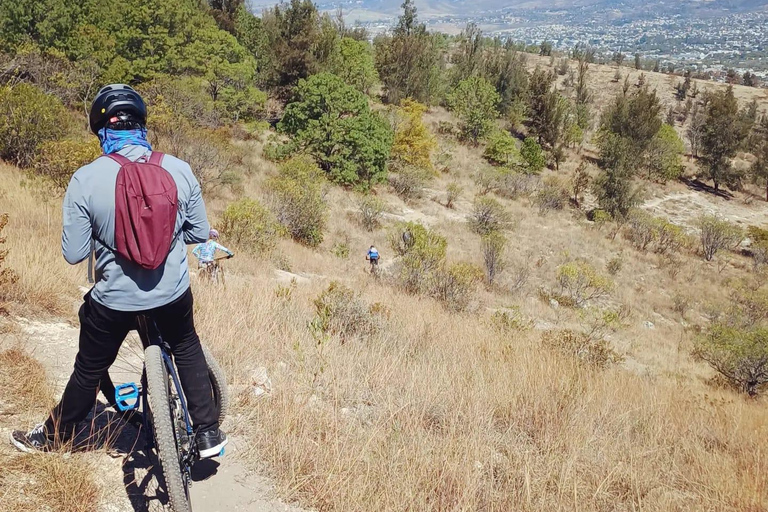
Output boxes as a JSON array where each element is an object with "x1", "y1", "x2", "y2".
[
  {"x1": 469, "y1": 196, "x2": 512, "y2": 235},
  {"x1": 220, "y1": 198, "x2": 285, "y2": 254},
  {"x1": 389, "y1": 165, "x2": 432, "y2": 200},
  {"x1": 311, "y1": 282, "x2": 383, "y2": 342},
  {"x1": 590, "y1": 209, "x2": 613, "y2": 230},
  {"x1": 534, "y1": 176, "x2": 569, "y2": 214},
  {"x1": 331, "y1": 241, "x2": 350, "y2": 259},
  {"x1": 606, "y1": 254, "x2": 623, "y2": 276},
  {"x1": 32, "y1": 139, "x2": 102, "y2": 192},
  {"x1": 694, "y1": 324, "x2": 768, "y2": 396},
  {"x1": 542, "y1": 329, "x2": 623, "y2": 368},
  {"x1": 357, "y1": 195, "x2": 385, "y2": 232},
  {"x1": 430, "y1": 262, "x2": 483, "y2": 312},
  {"x1": 267, "y1": 156, "x2": 328, "y2": 247},
  {"x1": 556, "y1": 260, "x2": 614, "y2": 306},
  {"x1": 748, "y1": 226, "x2": 768, "y2": 244},
  {"x1": 624, "y1": 210, "x2": 686, "y2": 254},
  {"x1": 520, "y1": 137, "x2": 546, "y2": 173},
  {"x1": 446, "y1": 182, "x2": 462, "y2": 209},
  {"x1": 698, "y1": 215, "x2": 743, "y2": 261},
  {"x1": 491, "y1": 308, "x2": 531, "y2": 332},
  {"x1": 483, "y1": 130, "x2": 519, "y2": 167},
  {"x1": 389, "y1": 222, "x2": 447, "y2": 294},
  {"x1": 0, "y1": 84, "x2": 68, "y2": 167},
  {"x1": 481, "y1": 231, "x2": 507, "y2": 285}
]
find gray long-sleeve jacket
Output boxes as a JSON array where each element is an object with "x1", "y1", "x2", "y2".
[{"x1": 62, "y1": 145, "x2": 209, "y2": 311}]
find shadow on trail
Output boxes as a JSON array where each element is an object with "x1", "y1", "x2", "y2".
[
  {"x1": 70, "y1": 402, "x2": 220, "y2": 511},
  {"x1": 680, "y1": 177, "x2": 734, "y2": 199}
]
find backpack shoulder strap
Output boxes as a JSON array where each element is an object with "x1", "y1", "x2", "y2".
[
  {"x1": 148, "y1": 152, "x2": 165, "y2": 166},
  {"x1": 107, "y1": 153, "x2": 131, "y2": 166}
]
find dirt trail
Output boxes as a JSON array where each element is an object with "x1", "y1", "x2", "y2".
[{"x1": 2, "y1": 317, "x2": 308, "y2": 512}]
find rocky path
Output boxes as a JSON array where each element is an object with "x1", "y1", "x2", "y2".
[{"x1": 2, "y1": 317, "x2": 307, "y2": 512}]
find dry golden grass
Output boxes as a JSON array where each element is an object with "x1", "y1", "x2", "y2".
[
  {"x1": 0, "y1": 451, "x2": 99, "y2": 512},
  {"x1": 2, "y1": 81, "x2": 768, "y2": 510},
  {"x1": 0, "y1": 163, "x2": 81, "y2": 318},
  {"x1": 0, "y1": 347, "x2": 55, "y2": 414}
]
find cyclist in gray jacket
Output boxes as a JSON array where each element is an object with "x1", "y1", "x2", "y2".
[{"x1": 11, "y1": 84, "x2": 227, "y2": 458}]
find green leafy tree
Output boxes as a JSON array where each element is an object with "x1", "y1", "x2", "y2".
[
  {"x1": 328, "y1": 37, "x2": 378, "y2": 93},
  {"x1": 260, "y1": 0, "x2": 324, "y2": 90},
  {"x1": 446, "y1": 76, "x2": 500, "y2": 145},
  {"x1": 374, "y1": 0, "x2": 444, "y2": 105},
  {"x1": 483, "y1": 130, "x2": 520, "y2": 167},
  {"x1": 646, "y1": 124, "x2": 685, "y2": 182},
  {"x1": 481, "y1": 39, "x2": 529, "y2": 119},
  {"x1": 700, "y1": 87, "x2": 748, "y2": 191},
  {"x1": 520, "y1": 137, "x2": 545, "y2": 173},
  {"x1": 277, "y1": 73, "x2": 393, "y2": 188},
  {"x1": 751, "y1": 118, "x2": 768, "y2": 201}
]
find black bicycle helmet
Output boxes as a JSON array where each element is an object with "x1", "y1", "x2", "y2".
[{"x1": 88, "y1": 84, "x2": 147, "y2": 135}]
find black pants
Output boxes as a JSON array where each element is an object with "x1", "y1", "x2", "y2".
[{"x1": 44, "y1": 288, "x2": 218, "y2": 438}]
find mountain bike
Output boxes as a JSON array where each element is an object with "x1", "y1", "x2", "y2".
[
  {"x1": 103, "y1": 316, "x2": 229, "y2": 512},
  {"x1": 199, "y1": 255, "x2": 231, "y2": 285}
]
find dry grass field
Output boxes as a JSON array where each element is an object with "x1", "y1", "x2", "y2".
[{"x1": 1, "y1": 67, "x2": 768, "y2": 510}]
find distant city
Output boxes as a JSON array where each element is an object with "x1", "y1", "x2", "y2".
[{"x1": 301, "y1": 1, "x2": 768, "y2": 83}]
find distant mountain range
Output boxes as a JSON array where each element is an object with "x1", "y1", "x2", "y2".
[{"x1": 247, "y1": 0, "x2": 768, "y2": 20}]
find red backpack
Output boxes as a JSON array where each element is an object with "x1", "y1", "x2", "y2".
[{"x1": 107, "y1": 152, "x2": 179, "y2": 270}]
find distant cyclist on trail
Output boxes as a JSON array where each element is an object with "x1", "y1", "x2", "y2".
[
  {"x1": 366, "y1": 244, "x2": 380, "y2": 273},
  {"x1": 11, "y1": 84, "x2": 228, "y2": 459},
  {"x1": 192, "y1": 229, "x2": 234, "y2": 268}
]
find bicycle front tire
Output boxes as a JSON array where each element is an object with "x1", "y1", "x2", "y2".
[{"x1": 145, "y1": 345, "x2": 192, "y2": 512}]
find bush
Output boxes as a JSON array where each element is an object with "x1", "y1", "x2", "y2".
[
  {"x1": 357, "y1": 195, "x2": 385, "y2": 231},
  {"x1": 32, "y1": 139, "x2": 102, "y2": 192},
  {"x1": 388, "y1": 222, "x2": 447, "y2": 294},
  {"x1": 694, "y1": 324, "x2": 768, "y2": 396},
  {"x1": 483, "y1": 130, "x2": 520, "y2": 167},
  {"x1": 606, "y1": 255, "x2": 623, "y2": 276},
  {"x1": 0, "y1": 214, "x2": 19, "y2": 303},
  {"x1": 389, "y1": 165, "x2": 432, "y2": 200},
  {"x1": 469, "y1": 196, "x2": 512, "y2": 235},
  {"x1": 590, "y1": 209, "x2": 613, "y2": 230},
  {"x1": 446, "y1": 182, "x2": 462, "y2": 209},
  {"x1": 491, "y1": 308, "x2": 531, "y2": 332},
  {"x1": 482, "y1": 231, "x2": 507, "y2": 285},
  {"x1": 277, "y1": 73, "x2": 393, "y2": 189},
  {"x1": 748, "y1": 226, "x2": 768, "y2": 244},
  {"x1": 311, "y1": 282, "x2": 383, "y2": 342},
  {"x1": 267, "y1": 156, "x2": 328, "y2": 247},
  {"x1": 0, "y1": 84, "x2": 68, "y2": 167},
  {"x1": 556, "y1": 260, "x2": 614, "y2": 306},
  {"x1": 430, "y1": 262, "x2": 483, "y2": 312},
  {"x1": 698, "y1": 215, "x2": 743, "y2": 261},
  {"x1": 495, "y1": 169, "x2": 541, "y2": 200},
  {"x1": 542, "y1": 329, "x2": 623, "y2": 368},
  {"x1": 520, "y1": 137, "x2": 546, "y2": 173},
  {"x1": 220, "y1": 198, "x2": 285, "y2": 254},
  {"x1": 446, "y1": 76, "x2": 500, "y2": 145},
  {"x1": 391, "y1": 99, "x2": 437, "y2": 171},
  {"x1": 534, "y1": 177, "x2": 569, "y2": 214}
]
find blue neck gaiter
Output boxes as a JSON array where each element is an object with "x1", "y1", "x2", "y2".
[{"x1": 98, "y1": 128, "x2": 153, "y2": 155}]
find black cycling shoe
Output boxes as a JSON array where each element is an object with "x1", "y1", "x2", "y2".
[
  {"x1": 195, "y1": 428, "x2": 228, "y2": 459},
  {"x1": 10, "y1": 424, "x2": 55, "y2": 453}
]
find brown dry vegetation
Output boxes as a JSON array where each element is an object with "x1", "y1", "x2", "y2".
[{"x1": 2, "y1": 75, "x2": 768, "y2": 511}]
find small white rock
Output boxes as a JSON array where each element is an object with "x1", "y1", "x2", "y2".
[
  {"x1": 643, "y1": 321, "x2": 655, "y2": 329},
  {"x1": 549, "y1": 298, "x2": 560, "y2": 310}
]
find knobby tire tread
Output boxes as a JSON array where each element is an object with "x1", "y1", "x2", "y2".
[{"x1": 144, "y1": 345, "x2": 191, "y2": 512}]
